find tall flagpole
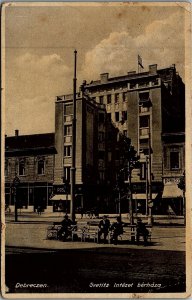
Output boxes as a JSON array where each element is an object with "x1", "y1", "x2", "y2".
[{"x1": 70, "y1": 50, "x2": 77, "y2": 222}]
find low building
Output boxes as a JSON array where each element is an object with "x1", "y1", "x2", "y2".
[{"x1": 5, "y1": 130, "x2": 57, "y2": 212}]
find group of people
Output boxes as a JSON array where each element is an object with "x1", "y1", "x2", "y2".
[
  {"x1": 98, "y1": 215, "x2": 149, "y2": 245},
  {"x1": 57, "y1": 214, "x2": 149, "y2": 245}
]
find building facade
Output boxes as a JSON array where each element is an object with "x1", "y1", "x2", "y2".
[
  {"x1": 53, "y1": 64, "x2": 185, "y2": 215},
  {"x1": 5, "y1": 131, "x2": 56, "y2": 212}
]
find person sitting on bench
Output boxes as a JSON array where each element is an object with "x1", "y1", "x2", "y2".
[
  {"x1": 98, "y1": 215, "x2": 110, "y2": 243},
  {"x1": 110, "y1": 216, "x2": 124, "y2": 245},
  {"x1": 136, "y1": 218, "x2": 149, "y2": 246},
  {"x1": 58, "y1": 215, "x2": 73, "y2": 241}
]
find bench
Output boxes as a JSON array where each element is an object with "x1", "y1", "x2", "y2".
[
  {"x1": 46, "y1": 222, "x2": 76, "y2": 240},
  {"x1": 46, "y1": 222, "x2": 62, "y2": 240},
  {"x1": 118, "y1": 224, "x2": 152, "y2": 243}
]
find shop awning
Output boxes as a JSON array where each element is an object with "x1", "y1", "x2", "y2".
[
  {"x1": 132, "y1": 193, "x2": 157, "y2": 200},
  {"x1": 162, "y1": 182, "x2": 183, "y2": 198},
  {"x1": 50, "y1": 194, "x2": 71, "y2": 201}
]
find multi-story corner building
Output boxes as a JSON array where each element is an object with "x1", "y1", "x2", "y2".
[
  {"x1": 5, "y1": 130, "x2": 56, "y2": 212},
  {"x1": 54, "y1": 64, "x2": 185, "y2": 215}
]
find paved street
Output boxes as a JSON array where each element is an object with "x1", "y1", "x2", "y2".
[{"x1": 4, "y1": 214, "x2": 186, "y2": 294}]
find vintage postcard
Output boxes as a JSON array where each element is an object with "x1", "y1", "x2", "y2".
[{"x1": 1, "y1": 1, "x2": 191, "y2": 298}]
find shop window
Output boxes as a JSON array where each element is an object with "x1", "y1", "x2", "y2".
[
  {"x1": 170, "y1": 151, "x2": 180, "y2": 170},
  {"x1": 19, "y1": 160, "x2": 25, "y2": 176},
  {"x1": 64, "y1": 125, "x2": 72, "y2": 136},
  {"x1": 38, "y1": 159, "x2": 45, "y2": 175},
  {"x1": 64, "y1": 146, "x2": 72, "y2": 157}
]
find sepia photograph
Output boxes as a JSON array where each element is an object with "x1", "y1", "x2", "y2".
[{"x1": 1, "y1": 2, "x2": 191, "y2": 298}]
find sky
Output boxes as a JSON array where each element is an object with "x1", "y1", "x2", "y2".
[{"x1": 3, "y1": 2, "x2": 187, "y2": 136}]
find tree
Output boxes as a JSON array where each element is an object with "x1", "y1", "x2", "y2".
[
  {"x1": 178, "y1": 171, "x2": 185, "y2": 224},
  {"x1": 117, "y1": 133, "x2": 140, "y2": 224},
  {"x1": 178, "y1": 171, "x2": 185, "y2": 192}
]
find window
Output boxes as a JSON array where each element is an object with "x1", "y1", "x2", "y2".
[
  {"x1": 64, "y1": 105, "x2": 73, "y2": 115},
  {"x1": 99, "y1": 171, "x2": 105, "y2": 181},
  {"x1": 170, "y1": 152, "x2": 180, "y2": 170},
  {"x1": 122, "y1": 111, "x2": 127, "y2": 121},
  {"x1": 139, "y1": 92, "x2": 150, "y2": 107},
  {"x1": 99, "y1": 113, "x2": 104, "y2": 123},
  {"x1": 19, "y1": 160, "x2": 25, "y2": 176},
  {"x1": 107, "y1": 95, "x2": 111, "y2": 104},
  {"x1": 122, "y1": 92, "x2": 127, "y2": 102},
  {"x1": 140, "y1": 163, "x2": 146, "y2": 180},
  {"x1": 139, "y1": 116, "x2": 149, "y2": 128},
  {"x1": 98, "y1": 151, "x2": 105, "y2": 160},
  {"x1": 38, "y1": 159, "x2": 45, "y2": 175},
  {"x1": 64, "y1": 167, "x2": 71, "y2": 182},
  {"x1": 107, "y1": 113, "x2": 111, "y2": 120},
  {"x1": 64, "y1": 125, "x2": 72, "y2": 136},
  {"x1": 123, "y1": 130, "x2": 128, "y2": 137},
  {"x1": 98, "y1": 132, "x2": 105, "y2": 142},
  {"x1": 115, "y1": 112, "x2": 119, "y2": 122},
  {"x1": 115, "y1": 94, "x2": 119, "y2": 103},
  {"x1": 5, "y1": 159, "x2": 8, "y2": 177},
  {"x1": 64, "y1": 146, "x2": 72, "y2": 157},
  {"x1": 99, "y1": 96, "x2": 104, "y2": 104}
]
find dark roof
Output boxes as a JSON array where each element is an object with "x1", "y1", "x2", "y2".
[{"x1": 5, "y1": 133, "x2": 57, "y2": 157}]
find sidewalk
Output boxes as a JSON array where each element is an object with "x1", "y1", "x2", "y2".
[{"x1": 5, "y1": 221, "x2": 185, "y2": 252}]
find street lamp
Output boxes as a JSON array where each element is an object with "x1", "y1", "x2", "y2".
[{"x1": 12, "y1": 174, "x2": 20, "y2": 222}]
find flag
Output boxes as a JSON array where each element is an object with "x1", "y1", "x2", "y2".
[{"x1": 138, "y1": 55, "x2": 144, "y2": 69}]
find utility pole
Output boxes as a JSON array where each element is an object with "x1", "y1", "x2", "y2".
[
  {"x1": 128, "y1": 161, "x2": 134, "y2": 225},
  {"x1": 145, "y1": 156, "x2": 148, "y2": 216},
  {"x1": 70, "y1": 50, "x2": 77, "y2": 222},
  {"x1": 13, "y1": 174, "x2": 20, "y2": 222},
  {"x1": 148, "y1": 114, "x2": 153, "y2": 225}
]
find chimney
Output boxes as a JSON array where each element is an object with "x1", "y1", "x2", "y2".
[
  {"x1": 15, "y1": 129, "x2": 19, "y2": 137},
  {"x1": 149, "y1": 64, "x2": 157, "y2": 75},
  {"x1": 100, "y1": 73, "x2": 109, "y2": 83}
]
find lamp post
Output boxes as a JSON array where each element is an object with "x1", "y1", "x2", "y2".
[
  {"x1": 12, "y1": 174, "x2": 20, "y2": 222},
  {"x1": 70, "y1": 49, "x2": 77, "y2": 222}
]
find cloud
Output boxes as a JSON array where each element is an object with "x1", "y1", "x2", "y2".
[
  {"x1": 6, "y1": 95, "x2": 55, "y2": 135},
  {"x1": 82, "y1": 11, "x2": 184, "y2": 81}
]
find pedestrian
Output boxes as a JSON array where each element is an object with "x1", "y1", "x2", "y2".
[
  {"x1": 136, "y1": 218, "x2": 149, "y2": 246},
  {"x1": 110, "y1": 216, "x2": 124, "y2": 245},
  {"x1": 58, "y1": 215, "x2": 73, "y2": 241},
  {"x1": 37, "y1": 205, "x2": 41, "y2": 215},
  {"x1": 98, "y1": 215, "x2": 110, "y2": 243}
]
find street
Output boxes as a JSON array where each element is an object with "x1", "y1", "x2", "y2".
[{"x1": 4, "y1": 214, "x2": 186, "y2": 294}]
